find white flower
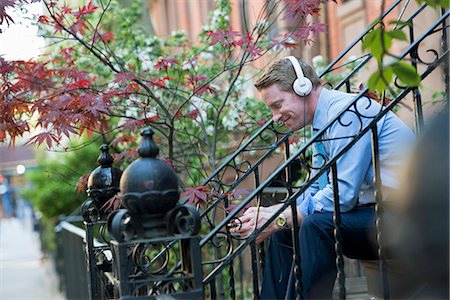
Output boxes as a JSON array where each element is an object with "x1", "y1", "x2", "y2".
[
  {"x1": 222, "y1": 114, "x2": 239, "y2": 130},
  {"x1": 312, "y1": 55, "x2": 324, "y2": 66},
  {"x1": 116, "y1": 48, "x2": 129, "y2": 58},
  {"x1": 205, "y1": 125, "x2": 215, "y2": 136},
  {"x1": 199, "y1": 51, "x2": 213, "y2": 61},
  {"x1": 182, "y1": 59, "x2": 195, "y2": 71},
  {"x1": 107, "y1": 81, "x2": 120, "y2": 90},
  {"x1": 141, "y1": 59, "x2": 153, "y2": 71}
]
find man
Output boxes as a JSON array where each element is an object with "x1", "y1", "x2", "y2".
[{"x1": 231, "y1": 56, "x2": 415, "y2": 299}]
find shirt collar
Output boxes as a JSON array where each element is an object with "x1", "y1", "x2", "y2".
[{"x1": 312, "y1": 87, "x2": 331, "y2": 131}]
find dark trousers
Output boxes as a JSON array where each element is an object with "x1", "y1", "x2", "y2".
[{"x1": 261, "y1": 206, "x2": 378, "y2": 299}]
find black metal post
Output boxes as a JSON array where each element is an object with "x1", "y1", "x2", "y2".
[
  {"x1": 107, "y1": 128, "x2": 204, "y2": 299},
  {"x1": 82, "y1": 144, "x2": 122, "y2": 300},
  {"x1": 331, "y1": 164, "x2": 346, "y2": 300}
]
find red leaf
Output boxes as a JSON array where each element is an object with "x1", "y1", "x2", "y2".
[
  {"x1": 150, "y1": 76, "x2": 171, "y2": 88},
  {"x1": 154, "y1": 57, "x2": 178, "y2": 71},
  {"x1": 206, "y1": 30, "x2": 226, "y2": 46},
  {"x1": 76, "y1": 173, "x2": 90, "y2": 195},
  {"x1": 61, "y1": 5, "x2": 72, "y2": 15},
  {"x1": 113, "y1": 72, "x2": 136, "y2": 85},
  {"x1": 180, "y1": 185, "x2": 210, "y2": 207},
  {"x1": 194, "y1": 85, "x2": 215, "y2": 96},
  {"x1": 70, "y1": 19, "x2": 89, "y2": 34},
  {"x1": 38, "y1": 15, "x2": 50, "y2": 24},
  {"x1": 185, "y1": 109, "x2": 199, "y2": 119},
  {"x1": 113, "y1": 147, "x2": 138, "y2": 163},
  {"x1": 73, "y1": 0, "x2": 98, "y2": 19},
  {"x1": 100, "y1": 194, "x2": 121, "y2": 211},
  {"x1": 0, "y1": 0, "x2": 22, "y2": 26},
  {"x1": 68, "y1": 78, "x2": 91, "y2": 89},
  {"x1": 25, "y1": 131, "x2": 61, "y2": 149},
  {"x1": 99, "y1": 31, "x2": 114, "y2": 42},
  {"x1": 187, "y1": 74, "x2": 207, "y2": 85},
  {"x1": 207, "y1": 28, "x2": 240, "y2": 47}
]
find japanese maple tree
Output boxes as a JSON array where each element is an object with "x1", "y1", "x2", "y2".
[{"x1": 1, "y1": 0, "x2": 329, "y2": 188}]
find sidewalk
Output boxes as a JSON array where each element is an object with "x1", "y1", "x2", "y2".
[{"x1": 0, "y1": 217, "x2": 65, "y2": 300}]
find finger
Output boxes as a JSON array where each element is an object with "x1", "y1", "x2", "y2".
[{"x1": 239, "y1": 212, "x2": 256, "y2": 223}]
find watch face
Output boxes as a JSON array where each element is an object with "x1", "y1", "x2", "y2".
[{"x1": 276, "y1": 215, "x2": 286, "y2": 227}]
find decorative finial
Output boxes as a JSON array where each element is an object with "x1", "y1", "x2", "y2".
[
  {"x1": 97, "y1": 144, "x2": 113, "y2": 166},
  {"x1": 138, "y1": 127, "x2": 159, "y2": 158}
]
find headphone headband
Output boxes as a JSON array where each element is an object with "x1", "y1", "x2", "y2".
[{"x1": 286, "y1": 56, "x2": 306, "y2": 83}]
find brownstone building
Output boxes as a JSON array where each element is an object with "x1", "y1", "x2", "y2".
[{"x1": 144, "y1": 0, "x2": 446, "y2": 125}]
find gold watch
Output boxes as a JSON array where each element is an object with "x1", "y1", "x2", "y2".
[{"x1": 276, "y1": 213, "x2": 287, "y2": 229}]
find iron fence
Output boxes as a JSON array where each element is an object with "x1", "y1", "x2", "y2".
[{"x1": 51, "y1": 1, "x2": 449, "y2": 299}]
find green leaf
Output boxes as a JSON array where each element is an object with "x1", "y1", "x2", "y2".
[
  {"x1": 387, "y1": 29, "x2": 407, "y2": 41},
  {"x1": 392, "y1": 61, "x2": 421, "y2": 87},
  {"x1": 367, "y1": 29, "x2": 392, "y2": 63},
  {"x1": 367, "y1": 67, "x2": 394, "y2": 93},
  {"x1": 362, "y1": 30, "x2": 377, "y2": 51},
  {"x1": 388, "y1": 20, "x2": 412, "y2": 27},
  {"x1": 439, "y1": 0, "x2": 450, "y2": 8},
  {"x1": 420, "y1": 0, "x2": 450, "y2": 8}
]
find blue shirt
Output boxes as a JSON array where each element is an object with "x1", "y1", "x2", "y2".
[{"x1": 297, "y1": 88, "x2": 415, "y2": 215}]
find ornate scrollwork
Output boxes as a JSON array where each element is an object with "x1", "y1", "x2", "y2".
[
  {"x1": 166, "y1": 205, "x2": 201, "y2": 236},
  {"x1": 81, "y1": 199, "x2": 100, "y2": 223},
  {"x1": 416, "y1": 48, "x2": 440, "y2": 66},
  {"x1": 202, "y1": 232, "x2": 234, "y2": 264},
  {"x1": 131, "y1": 243, "x2": 176, "y2": 276},
  {"x1": 108, "y1": 209, "x2": 136, "y2": 242}
]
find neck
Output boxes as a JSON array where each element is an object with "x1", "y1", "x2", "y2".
[{"x1": 305, "y1": 85, "x2": 322, "y2": 125}]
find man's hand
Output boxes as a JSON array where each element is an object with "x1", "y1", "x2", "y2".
[
  {"x1": 229, "y1": 204, "x2": 304, "y2": 244},
  {"x1": 229, "y1": 206, "x2": 281, "y2": 244}
]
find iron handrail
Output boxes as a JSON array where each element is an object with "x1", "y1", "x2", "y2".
[{"x1": 201, "y1": 46, "x2": 449, "y2": 285}]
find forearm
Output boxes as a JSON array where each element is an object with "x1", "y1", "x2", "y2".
[{"x1": 272, "y1": 203, "x2": 304, "y2": 228}]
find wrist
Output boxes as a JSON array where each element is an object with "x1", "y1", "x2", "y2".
[
  {"x1": 275, "y1": 213, "x2": 288, "y2": 230},
  {"x1": 284, "y1": 207, "x2": 303, "y2": 228}
]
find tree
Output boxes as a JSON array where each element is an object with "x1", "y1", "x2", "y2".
[
  {"x1": 1, "y1": 0, "x2": 447, "y2": 201},
  {"x1": 0, "y1": 0, "x2": 329, "y2": 189}
]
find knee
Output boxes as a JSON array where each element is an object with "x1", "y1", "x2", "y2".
[{"x1": 269, "y1": 229, "x2": 292, "y2": 247}]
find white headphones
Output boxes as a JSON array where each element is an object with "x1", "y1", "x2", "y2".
[{"x1": 285, "y1": 56, "x2": 313, "y2": 97}]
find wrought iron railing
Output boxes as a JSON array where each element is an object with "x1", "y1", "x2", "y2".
[
  {"x1": 56, "y1": 1, "x2": 448, "y2": 299},
  {"x1": 180, "y1": 1, "x2": 449, "y2": 299}
]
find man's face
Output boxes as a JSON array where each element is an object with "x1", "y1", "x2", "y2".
[{"x1": 260, "y1": 84, "x2": 310, "y2": 131}]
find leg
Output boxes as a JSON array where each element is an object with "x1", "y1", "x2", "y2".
[
  {"x1": 260, "y1": 229, "x2": 293, "y2": 299},
  {"x1": 300, "y1": 207, "x2": 377, "y2": 299}
]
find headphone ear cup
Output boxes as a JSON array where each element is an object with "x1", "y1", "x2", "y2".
[{"x1": 293, "y1": 77, "x2": 313, "y2": 96}]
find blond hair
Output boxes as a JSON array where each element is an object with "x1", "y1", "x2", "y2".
[{"x1": 255, "y1": 57, "x2": 321, "y2": 92}]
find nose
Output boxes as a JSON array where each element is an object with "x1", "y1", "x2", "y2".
[{"x1": 273, "y1": 112, "x2": 282, "y2": 122}]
